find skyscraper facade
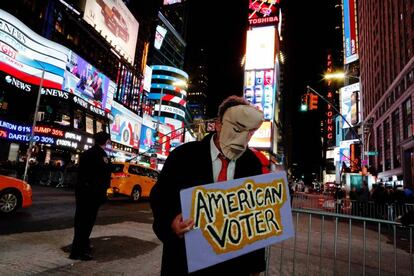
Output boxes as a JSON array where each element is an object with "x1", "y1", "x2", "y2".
[{"x1": 359, "y1": 0, "x2": 414, "y2": 187}]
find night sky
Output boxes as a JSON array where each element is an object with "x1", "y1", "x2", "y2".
[{"x1": 185, "y1": 0, "x2": 341, "y2": 177}]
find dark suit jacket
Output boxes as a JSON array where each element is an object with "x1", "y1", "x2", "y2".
[
  {"x1": 76, "y1": 145, "x2": 111, "y2": 205},
  {"x1": 150, "y1": 133, "x2": 265, "y2": 276}
]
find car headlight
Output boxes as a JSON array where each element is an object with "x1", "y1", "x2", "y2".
[{"x1": 24, "y1": 183, "x2": 32, "y2": 191}]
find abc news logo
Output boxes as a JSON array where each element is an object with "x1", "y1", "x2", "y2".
[{"x1": 5, "y1": 75, "x2": 31, "y2": 92}]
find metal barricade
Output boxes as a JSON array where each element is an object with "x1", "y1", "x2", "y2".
[
  {"x1": 266, "y1": 208, "x2": 413, "y2": 276},
  {"x1": 292, "y1": 194, "x2": 414, "y2": 222}
]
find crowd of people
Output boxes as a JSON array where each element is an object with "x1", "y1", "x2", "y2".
[{"x1": 0, "y1": 160, "x2": 79, "y2": 188}]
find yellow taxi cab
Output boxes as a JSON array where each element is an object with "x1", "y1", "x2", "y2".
[
  {"x1": 107, "y1": 162, "x2": 159, "y2": 202},
  {"x1": 0, "y1": 175, "x2": 32, "y2": 213}
]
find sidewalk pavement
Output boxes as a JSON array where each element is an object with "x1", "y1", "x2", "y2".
[{"x1": 0, "y1": 222, "x2": 163, "y2": 275}]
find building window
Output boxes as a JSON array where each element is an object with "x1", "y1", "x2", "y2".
[
  {"x1": 383, "y1": 118, "x2": 391, "y2": 170},
  {"x1": 86, "y1": 115, "x2": 94, "y2": 134},
  {"x1": 403, "y1": 98, "x2": 413, "y2": 139},
  {"x1": 392, "y1": 109, "x2": 401, "y2": 168},
  {"x1": 74, "y1": 110, "x2": 85, "y2": 131},
  {"x1": 377, "y1": 125, "x2": 383, "y2": 172}
]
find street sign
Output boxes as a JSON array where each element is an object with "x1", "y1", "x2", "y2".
[{"x1": 364, "y1": 151, "x2": 378, "y2": 156}]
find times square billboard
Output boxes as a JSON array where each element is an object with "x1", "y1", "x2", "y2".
[
  {"x1": 248, "y1": 0, "x2": 280, "y2": 26},
  {"x1": 342, "y1": 0, "x2": 359, "y2": 64},
  {"x1": 244, "y1": 26, "x2": 276, "y2": 121},
  {"x1": 0, "y1": 9, "x2": 114, "y2": 112},
  {"x1": 110, "y1": 101, "x2": 142, "y2": 149},
  {"x1": 340, "y1": 83, "x2": 360, "y2": 128},
  {"x1": 83, "y1": 0, "x2": 139, "y2": 64}
]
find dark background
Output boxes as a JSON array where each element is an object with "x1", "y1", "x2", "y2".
[{"x1": 185, "y1": 0, "x2": 342, "y2": 178}]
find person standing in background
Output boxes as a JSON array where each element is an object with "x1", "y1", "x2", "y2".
[{"x1": 70, "y1": 131, "x2": 112, "y2": 261}]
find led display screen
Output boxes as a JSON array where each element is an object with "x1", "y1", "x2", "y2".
[
  {"x1": 245, "y1": 26, "x2": 275, "y2": 70},
  {"x1": 248, "y1": 0, "x2": 280, "y2": 26},
  {"x1": 83, "y1": 0, "x2": 139, "y2": 64},
  {"x1": 243, "y1": 69, "x2": 275, "y2": 120},
  {"x1": 340, "y1": 83, "x2": 360, "y2": 128},
  {"x1": 110, "y1": 101, "x2": 142, "y2": 149},
  {"x1": 342, "y1": 0, "x2": 359, "y2": 64},
  {"x1": 248, "y1": 121, "x2": 271, "y2": 148}
]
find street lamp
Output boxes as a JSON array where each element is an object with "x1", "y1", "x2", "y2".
[{"x1": 22, "y1": 58, "x2": 45, "y2": 182}]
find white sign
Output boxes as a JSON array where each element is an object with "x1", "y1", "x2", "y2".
[
  {"x1": 83, "y1": 0, "x2": 139, "y2": 64},
  {"x1": 154, "y1": 25, "x2": 167, "y2": 50},
  {"x1": 143, "y1": 65, "x2": 152, "y2": 92},
  {"x1": 245, "y1": 26, "x2": 275, "y2": 70},
  {"x1": 155, "y1": 104, "x2": 185, "y2": 119}
]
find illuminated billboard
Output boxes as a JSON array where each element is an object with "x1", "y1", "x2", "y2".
[
  {"x1": 248, "y1": 121, "x2": 271, "y2": 148},
  {"x1": 64, "y1": 51, "x2": 115, "y2": 111},
  {"x1": 340, "y1": 83, "x2": 360, "y2": 128},
  {"x1": 161, "y1": 117, "x2": 184, "y2": 145},
  {"x1": 243, "y1": 69, "x2": 275, "y2": 120},
  {"x1": 83, "y1": 0, "x2": 139, "y2": 64},
  {"x1": 248, "y1": 0, "x2": 280, "y2": 26},
  {"x1": 0, "y1": 9, "x2": 67, "y2": 90},
  {"x1": 342, "y1": 0, "x2": 359, "y2": 64},
  {"x1": 143, "y1": 65, "x2": 152, "y2": 92},
  {"x1": 164, "y1": 0, "x2": 182, "y2": 5},
  {"x1": 0, "y1": 119, "x2": 94, "y2": 151},
  {"x1": 0, "y1": 9, "x2": 114, "y2": 112},
  {"x1": 110, "y1": 101, "x2": 142, "y2": 149},
  {"x1": 245, "y1": 26, "x2": 275, "y2": 70},
  {"x1": 154, "y1": 25, "x2": 167, "y2": 50}
]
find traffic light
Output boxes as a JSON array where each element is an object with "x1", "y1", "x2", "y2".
[
  {"x1": 300, "y1": 94, "x2": 308, "y2": 112},
  {"x1": 308, "y1": 93, "x2": 318, "y2": 110}
]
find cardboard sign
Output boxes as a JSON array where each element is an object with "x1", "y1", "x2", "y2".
[{"x1": 180, "y1": 172, "x2": 294, "y2": 272}]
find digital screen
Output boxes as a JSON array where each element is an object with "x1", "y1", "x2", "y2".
[
  {"x1": 248, "y1": 121, "x2": 271, "y2": 148},
  {"x1": 110, "y1": 101, "x2": 142, "y2": 149},
  {"x1": 244, "y1": 69, "x2": 275, "y2": 120},
  {"x1": 245, "y1": 26, "x2": 275, "y2": 70},
  {"x1": 340, "y1": 83, "x2": 360, "y2": 128},
  {"x1": 248, "y1": 0, "x2": 280, "y2": 26},
  {"x1": 63, "y1": 51, "x2": 115, "y2": 111},
  {"x1": 83, "y1": 0, "x2": 139, "y2": 64},
  {"x1": 342, "y1": 0, "x2": 359, "y2": 64}
]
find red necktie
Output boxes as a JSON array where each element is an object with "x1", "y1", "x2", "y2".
[{"x1": 217, "y1": 153, "x2": 229, "y2": 182}]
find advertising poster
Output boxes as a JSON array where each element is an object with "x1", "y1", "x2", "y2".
[
  {"x1": 248, "y1": 121, "x2": 271, "y2": 148},
  {"x1": 157, "y1": 123, "x2": 172, "y2": 157},
  {"x1": 64, "y1": 51, "x2": 115, "y2": 111},
  {"x1": 245, "y1": 26, "x2": 275, "y2": 70},
  {"x1": 244, "y1": 69, "x2": 275, "y2": 120},
  {"x1": 340, "y1": 83, "x2": 360, "y2": 128},
  {"x1": 163, "y1": 117, "x2": 184, "y2": 145},
  {"x1": 110, "y1": 101, "x2": 142, "y2": 149},
  {"x1": 248, "y1": 0, "x2": 280, "y2": 26},
  {"x1": 139, "y1": 124, "x2": 155, "y2": 152},
  {"x1": 180, "y1": 172, "x2": 294, "y2": 273},
  {"x1": 154, "y1": 25, "x2": 168, "y2": 50},
  {"x1": 342, "y1": 0, "x2": 359, "y2": 64},
  {"x1": 143, "y1": 65, "x2": 153, "y2": 92},
  {"x1": 83, "y1": 0, "x2": 139, "y2": 64}
]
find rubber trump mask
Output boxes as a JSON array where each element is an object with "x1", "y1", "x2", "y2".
[{"x1": 219, "y1": 105, "x2": 264, "y2": 160}]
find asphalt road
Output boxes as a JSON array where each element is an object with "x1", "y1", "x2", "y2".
[
  {"x1": 0, "y1": 185, "x2": 154, "y2": 235},
  {"x1": 1, "y1": 186, "x2": 413, "y2": 275}
]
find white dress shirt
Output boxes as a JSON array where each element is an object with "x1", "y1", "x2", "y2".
[{"x1": 210, "y1": 135, "x2": 236, "y2": 182}]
